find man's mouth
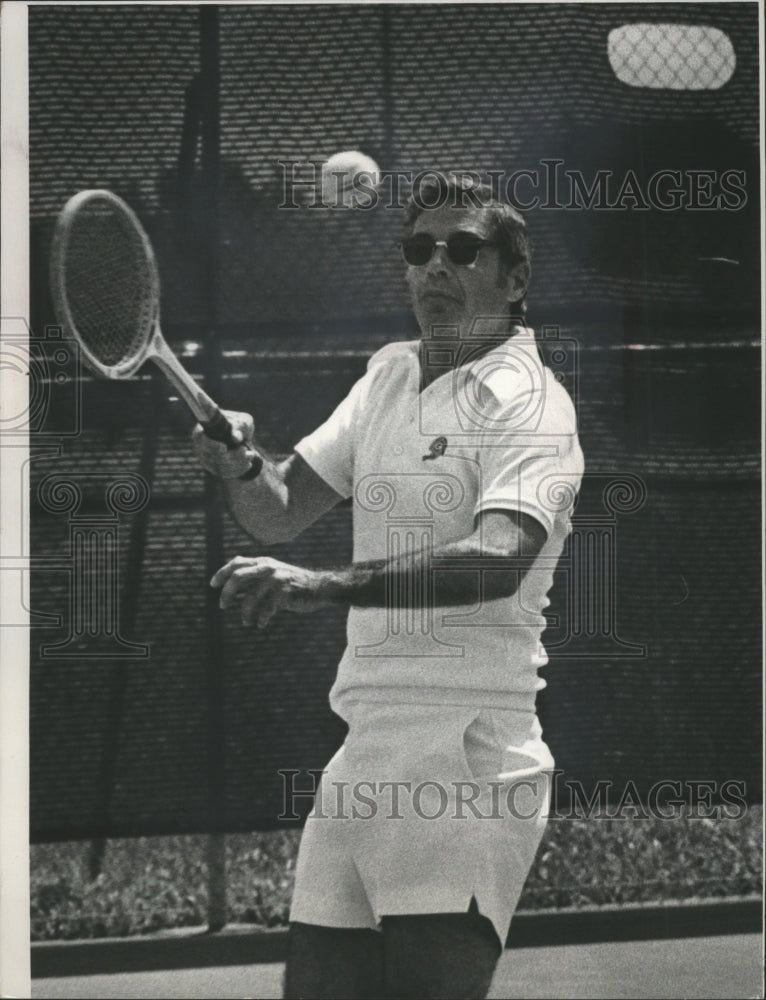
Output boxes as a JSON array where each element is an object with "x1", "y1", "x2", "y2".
[{"x1": 420, "y1": 289, "x2": 461, "y2": 304}]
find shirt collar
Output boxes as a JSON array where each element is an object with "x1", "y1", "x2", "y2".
[
  {"x1": 452, "y1": 326, "x2": 541, "y2": 401},
  {"x1": 459, "y1": 324, "x2": 536, "y2": 373},
  {"x1": 374, "y1": 327, "x2": 541, "y2": 401}
]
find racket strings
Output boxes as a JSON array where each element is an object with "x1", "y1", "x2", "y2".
[{"x1": 64, "y1": 202, "x2": 157, "y2": 368}]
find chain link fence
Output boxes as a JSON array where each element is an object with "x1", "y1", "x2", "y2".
[
  {"x1": 608, "y1": 23, "x2": 736, "y2": 89},
  {"x1": 24, "y1": 3, "x2": 761, "y2": 935}
]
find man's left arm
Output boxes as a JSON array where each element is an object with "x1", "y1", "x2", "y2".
[{"x1": 211, "y1": 509, "x2": 547, "y2": 629}]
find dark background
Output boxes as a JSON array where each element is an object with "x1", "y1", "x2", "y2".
[{"x1": 27, "y1": 4, "x2": 761, "y2": 840}]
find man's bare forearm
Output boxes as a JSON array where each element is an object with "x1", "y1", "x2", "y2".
[
  {"x1": 315, "y1": 535, "x2": 538, "y2": 609},
  {"x1": 211, "y1": 510, "x2": 547, "y2": 628},
  {"x1": 215, "y1": 448, "x2": 345, "y2": 545},
  {"x1": 220, "y1": 451, "x2": 292, "y2": 543}
]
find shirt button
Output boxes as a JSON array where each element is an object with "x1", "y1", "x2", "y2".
[{"x1": 393, "y1": 445, "x2": 403, "y2": 455}]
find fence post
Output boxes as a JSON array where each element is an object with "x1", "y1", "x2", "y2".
[{"x1": 199, "y1": 4, "x2": 227, "y2": 934}]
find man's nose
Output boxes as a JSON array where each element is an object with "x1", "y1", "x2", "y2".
[{"x1": 425, "y1": 243, "x2": 450, "y2": 275}]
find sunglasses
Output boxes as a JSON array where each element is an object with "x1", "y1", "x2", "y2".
[{"x1": 400, "y1": 232, "x2": 498, "y2": 267}]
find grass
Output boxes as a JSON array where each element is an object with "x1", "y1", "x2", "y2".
[{"x1": 30, "y1": 807, "x2": 763, "y2": 941}]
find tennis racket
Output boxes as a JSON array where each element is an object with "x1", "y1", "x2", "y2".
[{"x1": 50, "y1": 188, "x2": 261, "y2": 478}]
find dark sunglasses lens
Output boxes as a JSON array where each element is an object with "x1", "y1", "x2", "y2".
[
  {"x1": 402, "y1": 235, "x2": 434, "y2": 265},
  {"x1": 447, "y1": 233, "x2": 483, "y2": 265},
  {"x1": 401, "y1": 233, "x2": 486, "y2": 266}
]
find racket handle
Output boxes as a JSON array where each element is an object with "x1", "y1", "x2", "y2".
[{"x1": 203, "y1": 411, "x2": 264, "y2": 481}]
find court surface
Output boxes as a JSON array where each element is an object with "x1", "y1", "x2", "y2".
[{"x1": 32, "y1": 932, "x2": 763, "y2": 999}]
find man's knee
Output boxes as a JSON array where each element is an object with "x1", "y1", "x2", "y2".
[
  {"x1": 380, "y1": 903, "x2": 501, "y2": 1000},
  {"x1": 283, "y1": 921, "x2": 383, "y2": 1000}
]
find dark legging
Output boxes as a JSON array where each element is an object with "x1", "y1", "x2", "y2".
[{"x1": 283, "y1": 898, "x2": 502, "y2": 1000}]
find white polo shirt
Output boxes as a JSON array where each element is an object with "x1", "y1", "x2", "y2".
[{"x1": 295, "y1": 328, "x2": 584, "y2": 718}]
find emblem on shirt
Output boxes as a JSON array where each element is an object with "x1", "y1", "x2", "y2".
[{"x1": 422, "y1": 436, "x2": 447, "y2": 461}]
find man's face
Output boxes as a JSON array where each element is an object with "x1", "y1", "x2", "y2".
[{"x1": 405, "y1": 204, "x2": 528, "y2": 340}]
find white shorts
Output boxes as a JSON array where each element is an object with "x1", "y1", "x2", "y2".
[{"x1": 289, "y1": 701, "x2": 554, "y2": 944}]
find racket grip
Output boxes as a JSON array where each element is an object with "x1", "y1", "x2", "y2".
[
  {"x1": 203, "y1": 411, "x2": 264, "y2": 481},
  {"x1": 203, "y1": 409, "x2": 240, "y2": 448}
]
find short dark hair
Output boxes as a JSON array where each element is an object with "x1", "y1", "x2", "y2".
[{"x1": 403, "y1": 172, "x2": 532, "y2": 279}]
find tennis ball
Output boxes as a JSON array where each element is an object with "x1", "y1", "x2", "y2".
[{"x1": 321, "y1": 150, "x2": 380, "y2": 208}]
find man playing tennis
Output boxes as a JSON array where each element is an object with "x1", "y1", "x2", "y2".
[{"x1": 193, "y1": 174, "x2": 583, "y2": 999}]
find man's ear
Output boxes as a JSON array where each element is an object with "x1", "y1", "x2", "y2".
[{"x1": 507, "y1": 261, "x2": 531, "y2": 303}]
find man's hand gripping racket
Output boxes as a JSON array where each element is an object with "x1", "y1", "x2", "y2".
[{"x1": 50, "y1": 189, "x2": 261, "y2": 480}]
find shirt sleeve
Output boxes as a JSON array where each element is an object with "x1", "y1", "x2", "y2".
[
  {"x1": 474, "y1": 383, "x2": 584, "y2": 537},
  {"x1": 294, "y1": 373, "x2": 369, "y2": 499}
]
